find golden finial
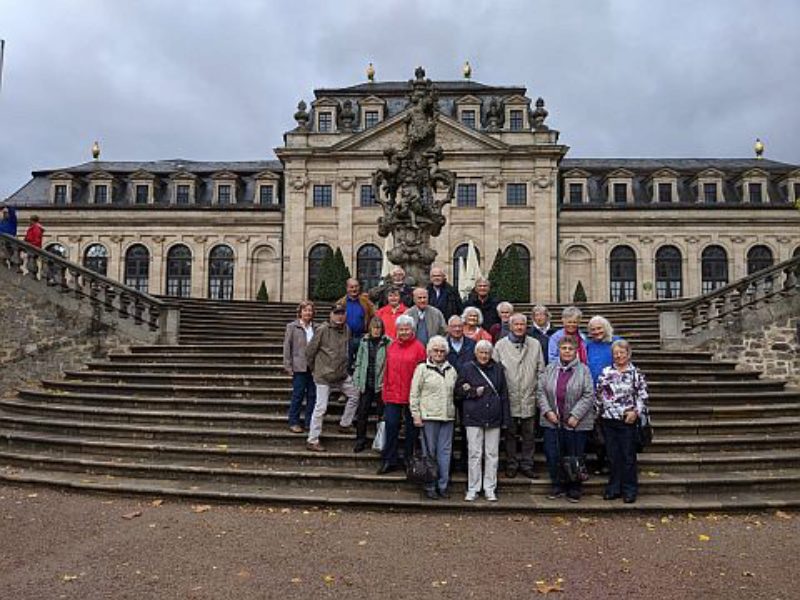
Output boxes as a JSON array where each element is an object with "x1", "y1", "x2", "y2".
[
  {"x1": 463, "y1": 61, "x2": 472, "y2": 79},
  {"x1": 91, "y1": 140, "x2": 100, "y2": 160},
  {"x1": 754, "y1": 138, "x2": 764, "y2": 159},
  {"x1": 366, "y1": 62, "x2": 375, "y2": 82}
]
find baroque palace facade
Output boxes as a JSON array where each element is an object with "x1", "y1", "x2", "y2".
[{"x1": 6, "y1": 76, "x2": 800, "y2": 304}]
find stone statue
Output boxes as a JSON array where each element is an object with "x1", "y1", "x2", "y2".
[
  {"x1": 294, "y1": 100, "x2": 310, "y2": 131},
  {"x1": 532, "y1": 97, "x2": 549, "y2": 131},
  {"x1": 372, "y1": 67, "x2": 456, "y2": 286},
  {"x1": 339, "y1": 99, "x2": 356, "y2": 133},
  {"x1": 485, "y1": 98, "x2": 503, "y2": 132}
]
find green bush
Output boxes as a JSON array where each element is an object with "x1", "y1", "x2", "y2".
[
  {"x1": 256, "y1": 281, "x2": 269, "y2": 302},
  {"x1": 573, "y1": 280, "x2": 588, "y2": 303},
  {"x1": 312, "y1": 246, "x2": 351, "y2": 301}
]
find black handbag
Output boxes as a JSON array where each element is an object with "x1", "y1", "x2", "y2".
[
  {"x1": 406, "y1": 431, "x2": 438, "y2": 485},
  {"x1": 558, "y1": 425, "x2": 589, "y2": 484}
]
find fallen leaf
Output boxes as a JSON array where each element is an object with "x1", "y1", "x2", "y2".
[
  {"x1": 26, "y1": 493, "x2": 38, "y2": 498},
  {"x1": 323, "y1": 574, "x2": 335, "y2": 585},
  {"x1": 645, "y1": 470, "x2": 660, "y2": 477},
  {"x1": 535, "y1": 577, "x2": 564, "y2": 594},
  {"x1": 742, "y1": 571, "x2": 755, "y2": 578},
  {"x1": 191, "y1": 505, "x2": 211, "y2": 514},
  {"x1": 237, "y1": 569, "x2": 251, "y2": 579},
  {"x1": 660, "y1": 516, "x2": 671, "y2": 524},
  {"x1": 687, "y1": 513, "x2": 697, "y2": 520},
  {"x1": 645, "y1": 522, "x2": 656, "y2": 531},
  {"x1": 281, "y1": 508, "x2": 291, "y2": 514},
  {"x1": 775, "y1": 510, "x2": 792, "y2": 520},
  {"x1": 62, "y1": 574, "x2": 78, "y2": 582},
  {"x1": 151, "y1": 499, "x2": 164, "y2": 507},
  {"x1": 698, "y1": 534, "x2": 711, "y2": 542},
  {"x1": 290, "y1": 577, "x2": 302, "y2": 584},
  {"x1": 216, "y1": 444, "x2": 229, "y2": 450},
  {"x1": 357, "y1": 540, "x2": 368, "y2": 546},
  {"x1": 122, "y1": 510, "x2": 143, "y2": 520}
]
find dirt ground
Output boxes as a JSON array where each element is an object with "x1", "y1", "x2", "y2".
[{"x1": 1, "y1": 484, "x2": 797, "y2": 600}]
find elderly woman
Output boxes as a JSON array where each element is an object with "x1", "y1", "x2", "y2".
[
  {"x1": 455, "y1": 340, "x2": 511, "y2": 502},
  {"x1": 462, "y1": 306, "x2": 493, "y2": 343},
  {"x1": 528, "y1": 304, "x2": 558, "y2": 365},
  {"x1": 586, "y1": 316, "x2": 622, "y2": 385},
  {"x1": 489, "y1": 301, "x2": 514, "y2": 343},
  {"x1": 537, "y1": 335, "x2": 595, "y2": 502},
  {"x1": 410, "y1": 335, "x2": 458, "y2": 500},
  {"x1": 282, "y1": 300, "x2": 317, "y2": 433},
  {"x1": 595, "y1": 339, "x2": 649, "y2": 504},
  {"x1": 377, "y1": 314, "x2": 427, "y2": 475},
  {"x1": 352, "y1": 317, "x2": 392, "y2": 453},
  {"x1": 547, "y1": 305, "x2": 588, "y2": 364}
]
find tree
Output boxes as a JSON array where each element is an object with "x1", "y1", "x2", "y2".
[
  {"x1": 502, "y1": 245, "x2": 528, "y2": 303},
  {"x1": 256, "y1": 280, "x2": 269, "y2": 302},
  {"x1": 487, "y1": 249, "x2": 506, "y2": 294},
  {"x1": 312, "y1": 246, "x2": 350, "y2": 301},
  {"x1": 573, "y1": 280, "x2": 588, "y2": 303}
]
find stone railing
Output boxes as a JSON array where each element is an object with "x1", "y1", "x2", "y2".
[
  {"x1": 0, "y1": 233, "x2": 179, "y2": 344},
  {"x1": 658, "y1": 254, "x2": 800, "y2": 347}
]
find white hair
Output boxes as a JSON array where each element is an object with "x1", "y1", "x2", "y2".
[
  {"x1": 426, "y1": 335, "x2": 448, "y2": 354},
  {"x1": 395, "y1": 315, "x2": 415, "y2": 329},
  {"x1": 587, "y1": 315, "x2": 614, "y2": 342},
  {"x1": 474, "y1": 339, "x2": 494, "y2": 355},
  {"x1": 447, "y1": 315, "x2": 464, "y2": 326},
  {"x1": 612, "y1": 338, "x2": 632, "y2": 357},
  {"x1": 497, "y1": 301, "x2": 514, "y2": 314},
  {"x1": 462, "y1": 306, "x2": 483, "y2": 326},
  {"x1": 508, "y1": 312, "x2": 528, "y2": 326},
  {"x1": 532, "y1": 304, "x2": 551, "y2": 319},
  {"x1": 561, "y1": 305, "x2": 583, "y2": 321}
]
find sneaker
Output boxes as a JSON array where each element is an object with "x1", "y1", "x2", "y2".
[
  {"x1": 424, "y1": 489, "x2": 439, "y2": 501},
  {"x1": 338, "y1": 424, "x2": 353, "y2": 434},
  {"x1": 547, "y1": 490, "x2": 565, "y2": 500},
  {"x1": 464, "y1": 492, "x2": 477, "y2": 502},
  {"x1": 519, "y1": 468, "x2": 539, "y2": 480},
  {"x1": 305, "y1": 441, "x2": 325, "y2": 452},
  {"x1": 485, "y1": 492, "x2": 498, "y2": 502},
  {"x1": 289, "y1": 424, "x2": 304, "y2": 434}
]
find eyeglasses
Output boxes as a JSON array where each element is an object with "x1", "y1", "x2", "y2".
[{"x1": 430, "y1": 349, "x2": 447, "y2": 353}]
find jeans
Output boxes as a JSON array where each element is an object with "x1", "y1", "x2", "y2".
[
  {"x1": 288, "y1": 371, "x2": 316, "y2": 428},
  {"x1": 356, "y1": 388, "x2": 383, "y2": 443},
  {"x1": 382, "y1": 403, "x2": 416, "y2": 467},
  {"x1": 505, "y1": 416, "x2": 536, "y2": 471},
  {"x1": 421, "y1": 421, "x2": 454, "y2": 493},
  {"x1": 466, "y1": 426, "x2": 501, "y2": 495},
  {"x1": 542, "y1": 427, "x2": 588, "y2": 496},
  {"x1": 602, "y1": 418, "x2": 638, "y2": 498},
  {"x1": 306, "y1": 376, "x2": 359, "y2": 444}
]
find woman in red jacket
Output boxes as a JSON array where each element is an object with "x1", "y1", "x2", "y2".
[
  {"x1": 24, "y1": 215, "x2": 44, "y2": 248},
  {"x1": 378, "y1": 314, "x2": 426, "y2": 474}
]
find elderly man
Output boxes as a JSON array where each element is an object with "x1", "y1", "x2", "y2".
[
  {"x1": 493, "y1": 312, "x2": 544, "y2": 479},
  {"x1": 338, "y1": 278, "x2": 375, "y2": 367},
  {"x1": 446, "y1": 315, "x2": 475, "y2": 473},
  {"x1": 371, "y1": 266, "x2": 414, "y2": 308},
  {"x1": 404, "y1": 287, "x2": 446, "y2": 346},
  {"x1": 426, "y1": 265, "x2": 463, "y2": 321},
  {"x1": 489, "y1": 301, "x2": 514, "y2": 343},
  {"x1": 305, "y1": 303, "x2": 360, "y2": 452},
  {"x1": 465, "y1": 277, "x2": 500, "y2": 331}
]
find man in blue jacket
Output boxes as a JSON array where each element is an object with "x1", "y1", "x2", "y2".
[{"x1": 0, "y1": 205, "x2": 18, "y2": 236}]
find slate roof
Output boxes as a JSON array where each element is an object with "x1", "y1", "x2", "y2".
[
  {"x1": 315, "y1": 80, "x2": 526, "y2": 98},
  {"x1": 31, "y1": 159, "x2": 282, "y2": 177},
  {"x1": 561, "y1": 158, "x2": 795, "y2": 173}
]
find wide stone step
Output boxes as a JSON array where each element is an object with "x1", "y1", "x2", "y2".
[{"x1": 654, "y1": 416, "x2": 800, "y2": 435}]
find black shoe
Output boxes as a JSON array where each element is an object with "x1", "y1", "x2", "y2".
[
  {"x1": 603, "y1": 492, "x2": 621, "y2": 501},
  {"x1": 506, "y1": 464, "x2": 518, "y2": 479},
  {"x1": 623, "y1": 495, "x2": 637, "y2": 504},
  {"x1": 424, "y1": 489, "x2": 439, "y2": 501},
  {"x1": 566, "y1": 493, "x2": 580, "y2": 503},
  {"x1": 377, "y1": 462, "x2": 396, "y2": 475},
  {"x1": 519, "y1": 468, "x2": 539, "y2": 480},
  {"x1": 353, "y1": 440, "x2": 368, "y2": 453},
  {"x1": 437, "y1": 489, "x2": 451, "y2": 500}
]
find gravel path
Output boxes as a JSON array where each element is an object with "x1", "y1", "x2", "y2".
[{"x1": 1, "y1": 484, "x2": 797, "y2": 599}]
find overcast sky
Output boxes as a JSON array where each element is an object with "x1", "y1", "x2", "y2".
[{"x1": 1, "y1": 0, "x2": 798, "y2": 198}]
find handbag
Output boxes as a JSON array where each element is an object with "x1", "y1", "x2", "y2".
[
  {"x1": 631, "y1": 372, "x2": 653, "y2": 452},
  {"x1": 372, "y1": 420, "x2": 386, "y2": 452},
  {"x1": 557, "y1": 425, "x2": 589, "y2": 484},
  {"x1": 406, "y1": 431, "x2": 439, "y2": 485}
]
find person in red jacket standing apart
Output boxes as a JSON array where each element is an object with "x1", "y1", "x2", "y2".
[
  {"x1": 377, "y1": 314, "x2": 426, "y2": 474},
  {"x1": 24, "y1": 215, "x2": 44, "y2": 248}
]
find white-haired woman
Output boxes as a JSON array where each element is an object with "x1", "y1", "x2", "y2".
[
  {"x1": 547, "y1": 305, "x2": 588, "y2": 364},
  {"x1": 462, "y1": 306, "x2": 493, "y2": 343},
  {"x1": 410, "y1": 335, "x2": 458, "y2": 500},
  {"x1": 586, "y1": 315, "x2": 622, "y2": 385},
  {"x1": 489, "y1": 301, "x2": 514, "y2": 343},
  {"x1": 528, "y1": 304, "x2": 558, "y2": 365},
  {"x1": 455, "y1": 339, "x2": 511, "y2": 502}
]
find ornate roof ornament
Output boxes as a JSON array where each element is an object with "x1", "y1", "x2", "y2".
[
  {"x1": 338, "y1": 99, "x2": 355, "y2": 133},
  {"x1": 294, "y1": 100, "x2": 310, "y2": 131},
  {"x1": 754, "y1": 138, "x2": 765, "y2": 159},
  {"x1": 532, "y1": 97, "x2": 549, "y2": 131},
  {"x1": 366, "y1": 62, "x2": 375, "y2": 82},
  {"x1": 92, "y1": 140, "x2": 101, "y2": 160},
  {"x1": 463, "y1": 61, "x2": 472, "y2": 80}
]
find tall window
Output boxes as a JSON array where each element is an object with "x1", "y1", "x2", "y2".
[
  {"x1": 135, "y1": 185, "x2": 149, "y2": 204},
  {"x1": 54, "y1": 184, "x2": 68, "y2": 205},
  {"x1": 259, "y1": 185, "x2": 275, "y2": 206},
  {"x1": 452, "y1": 243, "x2": 480, "y2": 293},
  {"x1": 83, "y1": 243, "x2": 109, "y2": 276},
  {"x1": 45, "y1": 243, "x2": 67, "y2": 258},
  {"x1": 509, "y1": 109, "x2": 524, "y2": 131},
  {"x1": 568, "y1": 183, "x2": 583, "y2": 205},
  {"x1": 505, "y1": 243, "x2": 531, "y2": 302},
  {"x1": 613, "y1": 182, "x2": 628, "y2": 204},
  {"x1": 747, "y1": 245, "x2": 774, "y2": 275},
  {"x1": 357, "y1": 244, "x2": 382, "y2": 292},
  {"x1": 748, "y1": 182, "x2": 763, "y2": 204},
  {"x1": 701, "y1": 245, "x2": 728, "y2": 294},
  {"x1": 364, "y1": 110, "x2": 379, "y2": 129},
  {"x1": 208, "y1": 245, "x2": 235, "y2": 300},
  {"x1": 456, "y1": 183, "x2": 477, "y2": 207},
  {"x1": 165, "y1": 244, "x2": 192, "y2": 298},
  {"x1": 658, "y1": 182, "x2": 673, "y2": 203},
  {"x1": 794, "y1": 183, "x2": 800, "y2": 203},
  {"x1": 307, "y1": 244, "x2": 333, "y2": 297},
  {"x1": 176, "y1": 184, "x2": 190, "y2": 205},
  {"x1": 609, "y1": 245, "x2": 637, "y2": 302},
  {"x1": 506, "y1": 183, "x2": 527, "y2": 206},
  {"x1": 124, "y1": 244, "x2": 150, "y2": 293},
  {"x1": 655, "y1": 245, "x2": 682, "y2": 299},
  {"x1": 94, "y1": 185, "x2": 108, "y2": 204},
  {"x1": 312, "y1": 185, "x2": 332, "y2": 207},
  {"x1": 461, "y1": 109, "x2": 476, "y2": 129},
  {"x1": 318, "y1": 112, "x2": 332, "y2": 133},
  {"x1": 217, "y1": 184, "x2": 232, "y2": 205},
  {"x1": 703, "y1": 182, "x2": 718, "y2": 204},
  {"x1": 360, "y1": 185, "x2": 375, "y2": 207}
]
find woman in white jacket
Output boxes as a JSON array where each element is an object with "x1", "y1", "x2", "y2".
[{"x1": 410, "y1": 335, "x2": 458, "y2": 500}]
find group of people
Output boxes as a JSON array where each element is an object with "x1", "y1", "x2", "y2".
[
  {"x1": 0, "y1": 204, "x2": 45, "y2": 248},
  {"x1": 283, "y1": 265, "x2": 650, "y2": 504}
]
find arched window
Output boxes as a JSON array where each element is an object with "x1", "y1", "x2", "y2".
[
  {"x1": 452, "y1": 243, "x2": 481, "y2": 293},
  {"x1": 655, "y1": 245, "x2": 682, "y2": 299},
  {"x1": 45, "y1": 243, "x2": 67, "y2": 258},
  {"x1": 165, "y1": 244, "x2": 192, "y2": 298},
  {"x1": 747, "y1": 245, "x2": 774, "y2": 275},
  {"x1": 701, "y1": 245, "x2": 728, "y2": 294},
  {"x1": 124, "y1": 244, "x2": 150, "y2": 292},
  {"x1": 609, "y1": 245, "x2": 637, "y2": 302},
  {"x1": 356, "y1": 244, "x2": 382, "y2": 292},
  {"x1": 504, "y1": 243, "x2": 531, "y2": 302},
  {"x1": 307, "y1": 244, "x2": 333, "y2": 298},
  {"x1": 208, "y1": 245, "x2": 234, "y2": 300},
  {"x1": 83, "y1": 243, "x2": 108, "y2": 276}
]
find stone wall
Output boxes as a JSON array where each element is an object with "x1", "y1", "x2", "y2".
[
  {"x1": 0, "y1": 285, "x2": 130, "y2": 395},
  {"x1": 704, "y1": 316, "x2": 799, "y2": 388}
]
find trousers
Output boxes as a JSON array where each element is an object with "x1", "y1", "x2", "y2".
[
  {"x1": 306, "y1": 376, "x2": 359, "y2": 443},
  {"x1": 466, "y1": 426, "x2": 501, "y2": 495}
]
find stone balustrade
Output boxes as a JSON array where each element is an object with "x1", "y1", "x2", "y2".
[
  {"x1": 0, "y1": 233, "x2": 179, "y2": 344},
  {"x1": 659, "y1": 254, "x2": 800, "y2": 348}
]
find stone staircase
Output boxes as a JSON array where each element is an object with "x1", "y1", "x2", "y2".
[{"x1": 1, "y1": 297, "x2": 799, "y2": 512}]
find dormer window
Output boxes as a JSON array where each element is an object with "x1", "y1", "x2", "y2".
[
  {"x1": 657, "y1": 182, "x2": 673, "y2": 203},
  {"x1": 318, "y1": 111, "x2": 333, "y2": 133},
  {"x1": 703, "y1": 182, "x2": 718, "y2": 204},
  {"x1": 739, "y1": 169, "x2": 769, "y2": 204},
  {"x1": 54, "y1": 184, "x2": 68, "y2": 205},
  {"x1": 605, "y1": 169, "x2": 635, "y2": 205},
  {"x1": 134, "y1": 184, "x2": 149, "y2": 204},
  {"x1": 170, "y1": 170, "x2": 197, "y2": 206},
  {"x1": 364, "y1": 110, "x2": 379, "y2": 129},
  {"x1": 694, "y1": 169, "x2": 724, "y2": 204},
  {"x1": 748, "y1": 182, "x2": 763, "y2": 204},
  {"x1": 94, "y1": 184, "x2": 109, "y2": 204},
  {"x1": 358, "y1": 96, "x2": 385, "y2": 130},
  {"x1": 218, "y1": 184, "x2": 232, "y2": 205},
  {"x1": 509, "y1": 110, "x2": 524, "y2": 131},
  {"x1": 651, "y1": 169, "x2": 678, "y2": 203},
  {"x1": 562, "y1": 169, "x2": 590, "y2": 205},
  {"x1": 568, "y1": 183, "x2": 584, "y2": 205},
  {"x1": 127, "y1": 170, "x2": 156, "y2": 205},
  {"x1": 613, "y1": 183, "x2": 628, "y2": 204},
  {"x1": 461, "y1": 110, "x2": 476, "y2": 129},
  {"x1": 259, "y1": 184, "x2": 275, "y2": 206},
  {"x1": 176, "y1": 185, "x2": 190, "y2": 205},
  {"x1": 211, "y1": 171, "x2": 238, "y2": 205}
]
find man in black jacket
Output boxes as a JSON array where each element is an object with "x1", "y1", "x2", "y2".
[
  {"x1": 527, "y1": 304, "x2": 558, "y2": 365},
  {"x1": 464, "y1": 277, "x2": 500, "y2": 331},
  {"x1": 445, "y1": 315, "x2": 475, "y2": 472},
  {"x1": 427, "y1": 265, "x2": 463, "y2": 321}
]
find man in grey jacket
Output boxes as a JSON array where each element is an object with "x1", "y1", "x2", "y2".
[
  {"x1": 305, "y1": 303, "x2": 359, "y2": 452},
  {"x1": 403, "y1": 287, "x2": 446, "y2": 346},
  {"x1": 493, "y1": 313, "x2": 544, "y2": 479}
]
